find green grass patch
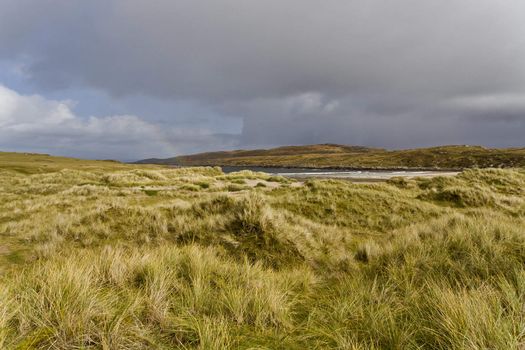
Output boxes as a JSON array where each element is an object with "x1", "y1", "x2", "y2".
[{"x1": 143, "y1": 189, "x2": 159, "y2": 196}]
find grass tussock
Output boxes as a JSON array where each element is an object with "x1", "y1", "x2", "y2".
[
  {"x1": 2, "y1": 245, "x2": 313, "y2": 349},
  {"x1": 1, "y1": 153, "x2": 525, "y2": 348}
]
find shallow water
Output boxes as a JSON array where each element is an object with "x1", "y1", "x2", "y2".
[{"x1": 220, "y1": 166, "x2": 459, "y2": 180}]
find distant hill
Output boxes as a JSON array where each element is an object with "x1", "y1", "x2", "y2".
[
  {"x1": 135, "y1": 144, "x2": 525, "y2": 170},
  {"x1": 0, "y1": 152, "x2": 158, "y2": 174}
]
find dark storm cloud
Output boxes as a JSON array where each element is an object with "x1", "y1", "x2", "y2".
[{"x1": 0, "y1": 0, "x2": 524, "y2": 156}]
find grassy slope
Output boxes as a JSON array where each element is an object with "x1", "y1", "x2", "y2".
[
  {"x1": 140, "y1": 144, "x2": 525, "y2": 169},
  {"x1": 1, "y1": 152, "x2": 525, "y2": 349},
  {"x1": 0, "y1": 152, "x2": 161, "y2": 174}
]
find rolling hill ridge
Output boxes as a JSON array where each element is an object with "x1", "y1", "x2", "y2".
[{"x1": 136, "y1": 144, "x2": 525, "y2": 169}]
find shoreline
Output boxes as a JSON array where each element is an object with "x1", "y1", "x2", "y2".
[{"x1": 174, "y1": 164, "x2": 466, "y2": 172}]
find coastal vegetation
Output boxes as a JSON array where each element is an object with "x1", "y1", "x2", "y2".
[
  {"x1": 1, "y1": 151, "x2": 525, "y2": 349},
  {"x1": 137, "y1": 144, "x2": 525, "y2": 169}
]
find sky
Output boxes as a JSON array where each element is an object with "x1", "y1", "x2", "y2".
[{"x1": 0, "y1": 0, "x2": 524, "y2": 161}]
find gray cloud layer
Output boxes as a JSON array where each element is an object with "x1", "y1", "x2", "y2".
[
  {"x1": 0, "y1": 85, "x2": 239, "y2": 160},
  {"x1": 1, "y1": 0, "x2": 524, "y2": 158}
]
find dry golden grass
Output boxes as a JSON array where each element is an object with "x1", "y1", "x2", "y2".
[{"x1": 1, "y1": 153, "x2": 525, "y2": 348}]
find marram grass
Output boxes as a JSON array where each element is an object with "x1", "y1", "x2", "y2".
[{"x1": 1, "y1": 153, "x2": 525, "y2": 349}]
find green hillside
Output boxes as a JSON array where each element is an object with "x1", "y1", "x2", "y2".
[{"x1": 137, "y1": 144, "x2": 525, "y2": 169}]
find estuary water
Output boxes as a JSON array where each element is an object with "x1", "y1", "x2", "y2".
[{"x1": 220, "y1": 166, "x2": 459, "y2": 181}]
